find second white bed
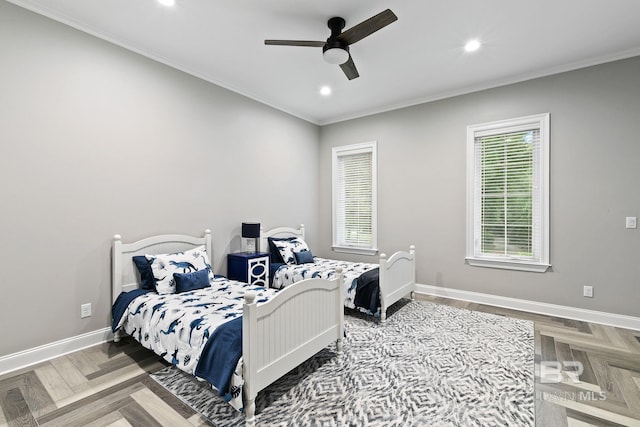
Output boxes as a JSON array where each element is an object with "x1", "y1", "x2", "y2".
[{"x1": 261, "y1": 224, "x2": 416, "y2": 323}]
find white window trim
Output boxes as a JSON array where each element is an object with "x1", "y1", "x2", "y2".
[
  {"x1": 332, "y1": 141, "x2": 378, "y2": 255},
  {"x1": 465, "y1": 113, "x2": 551, "y2": 272}
]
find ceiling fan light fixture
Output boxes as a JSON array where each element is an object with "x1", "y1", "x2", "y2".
[{"x1": 323, "y1": 47, "x2": 349, "y2": 65}]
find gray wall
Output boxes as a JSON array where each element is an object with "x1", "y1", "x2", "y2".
[
  {"x1": 0, "y1": 2, "x2": 320, "y2": 356},
  {"x1": 318, "y1": 56, "x2": 640, "y2": 318}
]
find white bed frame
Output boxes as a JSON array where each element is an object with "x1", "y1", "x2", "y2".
[
  {"x1": 260, "y1": 224, "x2": 416, "y2": 323},
  {"x1": 112, "y1": 229, "x2": 344, "y2": 426}
]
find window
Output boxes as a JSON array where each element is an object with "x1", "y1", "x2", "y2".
[
  {"x1": 332, "y1": 141, "x2": 377, "y2": 255},
  {"x1": 466, "y1": 113, "x2": 550, "y2": 272}
]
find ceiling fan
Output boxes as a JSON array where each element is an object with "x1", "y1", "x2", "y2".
[{"x1": 264, "y1": 9, "x2": 398, "y2": 80}]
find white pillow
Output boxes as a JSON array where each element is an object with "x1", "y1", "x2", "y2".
[
  {"x1": 146, "y1": 245, "x2": 213, "y2": 294},
  {"x1": 272, "y1": 237, "x2": 310, "y2": 265}
]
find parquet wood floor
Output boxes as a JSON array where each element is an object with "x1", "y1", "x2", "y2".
[{"x1": 1, "y1": 295, "x2": 638, "y2": 426}]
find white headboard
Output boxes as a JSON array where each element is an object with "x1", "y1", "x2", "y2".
[
  {"x1": 111, "y1": 229, "x2": 212, "y2": 303},
  {"x1": 260, "y1": 224, "x2": 305, "y2": 255}
]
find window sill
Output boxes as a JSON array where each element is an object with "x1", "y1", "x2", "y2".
[
  {"x1": 332, "y1": 246, "x2": 378, "y2": 256},
  {"x1": 465, "y1": 257, "x2": 550, "y2": 273}
]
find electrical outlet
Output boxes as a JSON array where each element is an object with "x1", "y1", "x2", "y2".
[
  {"x1": 81, "y1": 303, "x2": 92, "y2": 318},
  {"x1": 583, "y1": 286, "x2": 593, "y2": 298},
  {"x1": 626, "y1": 216, "x2": 637, "y2": 229}
]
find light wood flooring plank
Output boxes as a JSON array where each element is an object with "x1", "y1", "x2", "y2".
[
  {"x1": 538, "y1": 383, "x2": 638, "y2": 421},
  {"x1": 37, "y1": 383, "x2": 144, "y2": 426},
  {"x1": 610, "y1": 366, "x2": 640, "y2": 414},
  {"x1": 590, "y1": 324, "x2": 631, "y2": 351},
  {"x1": 81, "y1": 345, "x2": 112, "y2": 366},
  {"x1": 555, "y1": 340, "x2": 575, "y2": 364},
  {"x1": 8, "y1": 371, "x2": 56, "y2": 418},
  {"x1": 117, "y1": 400, "x2": 163, "y2": 427},
  {"x1": 65, "y1": 351, "x2": 101, "y2": 377},
  {"x1": 48, "y1": 356, "x2": 88, "y2": 391},
  {"x1": 139, "y1": 375, "x2": 197, "y2": 420},
  {"x1": 54, "y1": 358, "x2": 166, "y2": 408},
  {"x1": 34, "y1": 365, "x2": 74, "y2": 403},
  {"x1": 1, "y1": 388, "x2": 38, "y2": 427},
  {"x1": 540, "y1": 390, "x2": 640, "y2": 426},
  {"x1": 87, "y1": 347, "x2": 156, "y2": 381},
  {"x1": 0, "y1": 397, "x2": 7, "y2": 426},
  {"x1": 106, "y1": 418, "x2": 133, "y2": 427},
  {"x1": 588, "y1": 355, "x2": 626, "y2": 403},
  {"x1": 566, "y1": 411, "x2": 626, "y2": 427},
  {"x1": 188, "y1": 413, "x2": 213, "y2": 427},
  {"x1": 570, "y1": 349, "x2": 599, "y2": 386},
  {"x1": 130, "y1": 388, "x2": 194, "y2": 427},
  {"x1": 82, "y1": 410, "x2": 127, "y2": 427},
  {"x1": 617, "y1": 328, "x2": 640, "y2": 353},
  {"x1": 536, "y1": 395, "x2": 568, "y2": 427}
]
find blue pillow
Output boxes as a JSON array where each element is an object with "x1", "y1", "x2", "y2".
[
  {"x1": 295, "y1": 250, "x2": 314, "y2": 264},
  {"x1": 132, "y1": 256, "x2": 156, "y2": 290},
  {"x1": 174, "y1": 268, "x2": 210, "y2": 293}
]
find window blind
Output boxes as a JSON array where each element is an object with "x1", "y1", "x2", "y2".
[
  {"x1": 335, "y1": 150, "x2": 373, "y2": 248},
  {"x1": 474, "y1": 126, "x2": 541, "y2": 261}
]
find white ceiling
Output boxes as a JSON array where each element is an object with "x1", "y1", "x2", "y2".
[{"x1": 9, "y1": 0, "x2": 640, "y2": 125}]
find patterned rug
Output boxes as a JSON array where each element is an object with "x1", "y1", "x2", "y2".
[{"x1": 150, "y1": 299, "x2": 534, "y2": 426}]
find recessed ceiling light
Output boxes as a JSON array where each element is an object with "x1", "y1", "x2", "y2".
[
  {"x1": 464, "y1": 39, "x2": 481, "y2": 52},
  {"x1": 320, "y1": 86, "x2": 332, "y2": 96},
  {"x1": 158, "y1": 0, "x2": 175, "y2": 6}
]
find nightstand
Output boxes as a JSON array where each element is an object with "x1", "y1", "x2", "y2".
[{"x1": 227, "y1": 252, "x2": 270, "y2": 287}]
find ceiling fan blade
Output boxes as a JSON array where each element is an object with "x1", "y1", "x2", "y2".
[
  {"x1": 340, "y1": 54, "x2": 359, "y2": 80},
  {"x1": 339, "y1": 9, "x2": 397, "y2": 45},
  {"x1": 264, "y1": 40, "x2": 325, "y2": 47}
]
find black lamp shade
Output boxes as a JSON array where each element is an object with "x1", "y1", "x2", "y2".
[{"x1": 242, "y1": 222, "x2": 261, "y2": 239}]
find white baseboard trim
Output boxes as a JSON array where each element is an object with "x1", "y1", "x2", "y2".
[
  {"x1": 0, "y1": 327, "x2": 114, "y2": 376},
  {"x1": 416, "y1": 284, "x2": 640, "y2": 331}
]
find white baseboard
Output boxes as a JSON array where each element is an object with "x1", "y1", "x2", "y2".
[
  {"x1": 0, "y1": 327, "x2": 114, "y2": 376},
  {"x1": 417, "y1": 284, "x2": 640, "y2": 331}
]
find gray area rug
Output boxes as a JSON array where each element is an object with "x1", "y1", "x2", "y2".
[{"x1": 150, "y1": 299, "x2": 534, "y2": 426}]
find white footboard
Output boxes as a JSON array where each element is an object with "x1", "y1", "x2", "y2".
[
  {"x1": 242, "y1": 270, "x2": 343, "y2": 426},
  {"x1": 379, "y1": 246, "x2": 416, "y2": 323}
]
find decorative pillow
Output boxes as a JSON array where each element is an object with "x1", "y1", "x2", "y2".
[
  {"x1": 267, "y1": 237, "x2": 296, "y2": 264},
  {"x1": 146, "y1": 245, "x2": 213, "y2": 294},
  {"x1": 294, "y1": 249, "x2": 314, "y2": 264},
  {"x1": 174, "y1": 268, "x2": 211, "y2": 293},
  {"x1": 271, "y1": 237, "x2": 310, "y2": 265},
  {"x1": 132, "y1": 256, "x2": 156, "y2": 290}
]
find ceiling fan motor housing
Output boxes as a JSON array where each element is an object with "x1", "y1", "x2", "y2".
[{"x1": 323, "y1": 17, "x2": 349, "y2": 64}]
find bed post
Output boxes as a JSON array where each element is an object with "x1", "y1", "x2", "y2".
[
  {"x1": 112, "y1": 234, "x2": 123, "y2": 342},
  {"x1": 299, "y1": 224, "x2": 305, "y2": 240},
  {"x1": 410, "y1": 245, "x2": 416, "y2": 300},
  {"x1": 379, "y1": 253, "x2": 388, "y2": 324},
  {"x1": 204, "y1": 229, "x2": 212, "y2": 263},
  {"x1": 242, "y1": 290, "x2": 257, "y2": 427},
  {"x1": 335, "y1": 267, "x2": 344, "y2": 354}
]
